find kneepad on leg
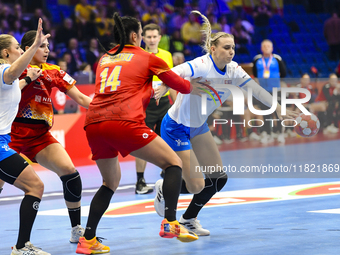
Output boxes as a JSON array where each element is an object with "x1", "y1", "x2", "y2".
[{"x1": 60, "y1": 171, "x2": 82, "y2": 202}]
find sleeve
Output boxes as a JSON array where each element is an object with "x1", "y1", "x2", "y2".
[
  {"x1": 252, "y1": 59, "x2": 258, "y2": 77},
  {"x1": 0, "y1": 64, "x2": 11, "y2": 87},
  {"x1": 322, "y1": 84, "x2": 332, "y2": 101},
  {"x1": 242, "y1": 79, "x2": 275, "y2": 108},
  {"x1": 149, "y1": 53, "x2": 191, "y2": 94},
  {"x1": 172, "y1": 57, "x2": 208, "y2": 78},
  {"x1": 277, "y1": 57, "x2": 287, "y2": 78},
  {"x1": 235, "y1": 66, "x2": 274, "y2": 108},
  {"x1": 53, "y1": 69, "x2": 76, "y2": 93}
]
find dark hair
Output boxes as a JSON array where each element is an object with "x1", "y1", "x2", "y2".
[
  {"x1": 21, "y1": 30, "x2": 37, "y2": 51},
  {"x1": 97, "y1": 12, "x2": 140, "y2": 56}
]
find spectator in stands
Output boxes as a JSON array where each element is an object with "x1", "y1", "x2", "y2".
[
  {"x1": 219, "y1": 15, "x2": 231, "y2": 34},
  {"x1": 203, "y1": 14, "x2": 222, "y2": 36},
  {"x1": 66, "y1": 38, "x2": 86, "y2": 75},
  {"x1": 323, "y1": 11, "x2": 340, "y2": 61},
  {"x1": 231, "y1": 18, "x2": 251, "y2": 54},
  {"x1": 94, "y1": 7, "x2": 115, "y2": 47},
  {"x1": 169, "y1": 30, "x2": 185, "y2": 54},
  {"x1": 13, "y1": 4, "x2": 27, "y2": 31},
  {"x1": 253, "y1": 0, "x2": 272, "y2": 44},
  {"x1": 55, "y1": 18, "x2": 78, "y2": 47},
  {"x1": 253, "y1": 39, "x2": 286, "y2": 143},
  {"x1": 0, "y1": 4, "x2": 16, "y2": 29},
  {"x1": 0, "y1": 19, "x2": 10, "y2": 34},
  {"x1": 172, "y1": 8, "x2": 188, "y2": 31},
  {"x1": 315, "y1": 73, "x2": 340, "y2": 133},
  {"x1": 180, "y1": 13, "x2": 201, "y2": 45},
  {"x1": 28, "y1": 8, "x2": 48, "y2": 30},
  {"x1": 86, "y1": 38, "x2": 100, "y2": 73},
  {"x1": 141, "y1": 0, "x2": 166, "y2": 26},
  {"x1": 11, "y1": 20, "x2": 25, "y2": 43},
  {"x1": 75, "y1": 0, "x2": 96, "y2": 40}
]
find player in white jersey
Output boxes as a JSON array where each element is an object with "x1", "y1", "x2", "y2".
[
  {"x1": 0, "y1": 19, "x2": 52, "y2": 255},
  {"x1": 154, "y1": 11, "x2": 298, "y2": 236}
]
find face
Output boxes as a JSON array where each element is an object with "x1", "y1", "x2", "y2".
[
  {"x1": 301, "y1": 75, "x2": 310, "y2": 86},
  {"x1": 6, "y1": 37, "x2": 23, "y2": 64},
  {"x1": 30, "y1": 38, "x2": 50, "y2": 65},
  {"x1": 329, "y1": 75, "x2": 338, "y2": 87},
  {"x1": 211, "y1": 37, "x2": 235, "y2": 65},
  {"x1": 143, "y1": 29, "x2": 161, "y2": 51},
  {"x1": 261, "y1": 41, "x2": 273, "y2": 55}
]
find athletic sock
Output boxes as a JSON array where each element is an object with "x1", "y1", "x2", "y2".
[
  {"x1": 163, "y1": 165, "x2": 182, "y2": 222},
  {"x1": 68, "y1": 207, "x2": 81, "y2": 227},
  {"x1": 84, "y1": 185, "x2": 114, "y2": 240},
  {"x1": 16, "y1": 195, "x2": 41, "y2": 249},
  {"x1": 137, "y1": 172, "x2": 144, "y2": 181}
]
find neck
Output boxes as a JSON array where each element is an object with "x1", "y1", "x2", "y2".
[
  {"x1": 263, "y1": 53, "x2": 272, "y2": 58},
  {"x1": 30, "y1": 61, "x2": 42, "y2": 68},
  {"x1": 146, "y1": 47, "x2": 158, "y2": 54},
  {"x1": 212, "y1": 55, "x2": 226, "y2": 71}
]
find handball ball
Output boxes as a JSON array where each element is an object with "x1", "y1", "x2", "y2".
[{"x1": 294, "y1": 113, "x2": 320, "y2": 137}]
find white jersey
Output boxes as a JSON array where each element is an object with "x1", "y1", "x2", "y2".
[
  {"x1": 0, "y1": 64, "x2": 21, "y2": 134},
  {"x1": 168, "y1": 54, "x2": 252, "y2": 127}
]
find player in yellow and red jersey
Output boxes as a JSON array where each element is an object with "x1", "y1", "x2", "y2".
[
  {"x1": 76, "y1": 13, "x2": 208, "y2": 254},
  {"x1": 9, "y1": 30, "x2": 92, "y2": 244}
]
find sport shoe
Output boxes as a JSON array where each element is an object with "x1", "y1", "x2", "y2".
[
  {"x1": 179, "y1": 215, "x2": 210, "y2": 236},
  {"x1": 76, "y1": 237, "x2": 110, "y2": 254},
  {"x1": 70, "y1": 225, "x2": 85, "y2": 243},
  {"x1": 135, "y1": 177, "x2": 153, "y2": 194},
  {"x1": 154, "y1": 179, "x2": 164, "y2": 217},
  {"x1": 11, "y1": 241, "x2": 51, "y2": 255},
  {"x1": 159, "y1": 218, "x2": 198, "y2": 242}
]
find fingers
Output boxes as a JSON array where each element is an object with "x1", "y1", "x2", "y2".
[{"x1": 156, "y1": 99, "x2": 160, "y2": 106}]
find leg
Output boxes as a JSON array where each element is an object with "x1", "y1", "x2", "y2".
[
  {"x1": 180, "y1": 132, "x2": 228, "y2": 236},
  {"x1": 135, "y1": 157, "x2": 153, "y2": 194},
  {"x1": 0, "y1": 153, "x2": 48, "y2": 252},
  {"x1": 35, "y1": 143, "x2": 83, "y2": 242}
]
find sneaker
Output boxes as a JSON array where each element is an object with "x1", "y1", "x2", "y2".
[
  {"x1": 249, "y1": 132, "x2": 260, "y2": 141},
  {"x1": 11, "y1": 241, "x2": 51, "y2": 255},
  {"x1": 76, "y1": 237, "x2": 110, "y2": 254},
  {"x1": 135, "y1": 177, "x2": 153, "y2": 194},
  {"x1": 179, "y1": 215, "x2": 210, "y2": 236},
  {"x1": 159, "y1": 218, "x2": 198, "y2": 242},
  {"x1": 70, "y1": 225, "x2": 85, "y2": 243},
  {"x1": 154, "y1": 179, "x2": 164, "y2": 217}
]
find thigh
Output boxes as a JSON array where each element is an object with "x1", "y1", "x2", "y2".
[
  {"x1": 95, "y1": 157, "x2": 121, "y2": 191},
  {"x1": 191, "y1": 131, "x2": 224, "y2": 177},
  {"x1": 130, "y1": 136, "x2": 182, "y2": 170},
  {"x1": 35, "y1": 143, "x2": 76, "y2": 176}
]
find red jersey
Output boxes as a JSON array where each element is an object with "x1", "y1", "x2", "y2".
[
  {"x1": 315, "y1": 83, "x2": 335, "y2": 102},
  {"x1": 16, "y1": 63, "x2": 76, "y2": 127},
  {"x1": 85, "y1": 45, "x2": 191, "y2": 127}
]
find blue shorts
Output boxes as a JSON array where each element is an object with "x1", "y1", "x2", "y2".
[
  {"x1": 161, "y1": 113, "x2": 209, "y2": 151},
  {"x1": 0, "y1": 134, "x2": 16, "y2": 162}
]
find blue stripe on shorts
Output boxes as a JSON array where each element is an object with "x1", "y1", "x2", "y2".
[
  {"x1": 161, "y1": 113, "x2": 209, "y2": 151},
  {"x1": 0, "y1": 134, "x2": 17, "y2": 162}
]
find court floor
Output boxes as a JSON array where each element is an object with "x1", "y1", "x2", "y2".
[{"x1": 1, "y1": 137, "x2": 340, "y2": 255}]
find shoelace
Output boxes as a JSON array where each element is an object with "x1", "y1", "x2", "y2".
[
  {"x1": 25, "y1": 243, "x2": 42, "y2": 252},
  {"x1": 96, "y1": 237, "x2": 107, "y2": 243}
]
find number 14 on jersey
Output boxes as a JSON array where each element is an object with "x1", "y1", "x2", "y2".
[{"x1": 99, "y1": 66, "x2": 122, "y2": 93}]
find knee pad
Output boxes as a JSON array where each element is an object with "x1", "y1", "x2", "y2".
[{"x1": 60, "y1": 171, "x2": 82, "y2": 202}]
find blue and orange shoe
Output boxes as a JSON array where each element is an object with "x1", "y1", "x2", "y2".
[
  {"x1": 159, "y1": 218, "x2": 199, "y2": 242},
  {"x1": 76, "y1": 237, "x2": 110, "y2": 254}
]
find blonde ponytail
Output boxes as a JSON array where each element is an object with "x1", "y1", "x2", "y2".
[{"x1": 191, "y1": 10, "x2": 234, "y2": 55}]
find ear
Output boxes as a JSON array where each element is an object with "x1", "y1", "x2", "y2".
[
  {"x1": 25, "y1": 46, "x2": 30, "y2": 51},
  {"x1": 131, "y1": 32, "x2": 137, "y2": 43}
]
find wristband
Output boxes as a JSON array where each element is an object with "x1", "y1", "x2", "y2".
[{"x1": 24, "y1": 76, "x2": 32, "y2": 84}]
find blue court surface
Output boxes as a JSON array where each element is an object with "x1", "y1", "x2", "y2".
[{"x1": 1, "y1": 137, "x2": 340, "y2": 255}]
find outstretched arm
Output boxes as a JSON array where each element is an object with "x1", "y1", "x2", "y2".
[
  {"x1": 3, "y1": 18, "x2": 50, "y2": 84},
  {"x1": 66, "y1": 86, "x2": 92, "y2": 109}
]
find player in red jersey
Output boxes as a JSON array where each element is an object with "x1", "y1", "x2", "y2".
[
  {"x1": 8, "y1": 30, "x2": 92, "y2": 244},
  {"x1": 76, "y1": 13, "x2": 207, "y2": 254}
]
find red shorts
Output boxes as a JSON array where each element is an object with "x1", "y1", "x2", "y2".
[
  {"x1": 10, "y1": 123, "x2": 59, "y2": 162},
  {"x1": 85, "y1": 120, "x2": 158, "y2": 160}
]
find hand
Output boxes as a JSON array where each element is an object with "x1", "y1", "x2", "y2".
[
  {"x1": 276, "y1": 105, "x2": 300, "y2": 120},
  {"x1": 32, "y1": 18, "x2": 51, "y2": 48},
  {"x1": 190, "y1": 77, "x2": 211, "y2": 96},
  {"x1": 154, "y1": 83, "x2": 169, "y2": 104},
  {"x1": 27, "y1": 68, "x2": 42, "y2": 81}
]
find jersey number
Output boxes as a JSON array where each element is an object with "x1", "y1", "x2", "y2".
[{"x1": 99, "y1": 66, "x2": 122, "y2": 93}]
